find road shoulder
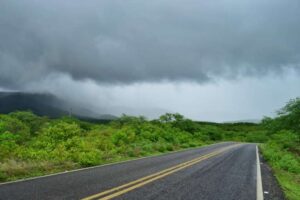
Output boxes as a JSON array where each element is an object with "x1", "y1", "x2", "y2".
[{"x1": 259, "y1": 151, "x2": 285, "y2": 200}]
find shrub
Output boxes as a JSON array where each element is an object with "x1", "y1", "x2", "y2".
[
  {"x1": 0, "y1": 132, "x2": 19, "y2": 159},
  {"x1": 76, "y1": 151, "x2": 102, "y2": 167},
  {"x1": 278, "y1": 154, "x2": 300, "y2": 173},
  {"x1": 42, "y1": 121, "x2": 81, "y2": 141},
  {"x1": 272, "y1": 130, "x2": 299, "y2": 150},
  {"x1": 245, "y1": 131, "x2": 268, "y2": 143},
  {"x1": 166, "y1": 144, "x2": 174, "y2": 151},
  {"x1": 112, "y1": 127, "x2": 136, "y2": 146},
  {"x1": 9, "y1": 111, "x2": 48, "y2": 135},
  {"x1": 0, "y1": 115, "x2": 30, "y2": 142}
]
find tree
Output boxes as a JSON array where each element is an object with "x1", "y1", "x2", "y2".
[
  {"x1": 159, "y1": 113, "x2": 199, "y2": 133},
  {"x1": 277, "y1": 98, "x2": 300, "y2": 134},
  {"x1": 9, "y1": 111, "x2": 48, "y2": 135}
]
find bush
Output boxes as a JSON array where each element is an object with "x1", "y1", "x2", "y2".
[
  {"x1": 272, "y1": 130, "x2": 299, "y2": 150},
  {"x1": 76, "y1": 151, "x2": 102, "y2": 167},
  {"x1": 245, "y1": 131, "x2": 268, "y2": 143},
  {"x1": 262, "y1": 142, "x2": 300, "y2": 199},
  {"x1": 0, "y1": 170, "x2": 6, "y2": 181},
  {"x1": 166, "y1": 144, "x2": 174, "y2": 151},
  {"x1": 112, "y1": 127, "x2": 136, "y2": 146},
  {"x1": 0, "y1": 132, "x2": 19, "y2": 159},
  {"x1": 9, "y1": 111, "x2": 48, "y2": 135},
  {"x1": 42, "y1": 121, "x2": 81, "y2": 141},
  {"x1": 0, "y1": 115, "x2": 30, "y2": 142},
  {"x1": 278, "y1": 154, "x2": 300, "y2": 173}
]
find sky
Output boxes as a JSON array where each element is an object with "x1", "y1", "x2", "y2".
[{"x1": 0, "y1": 0, "x2": 300, "y2": 121}]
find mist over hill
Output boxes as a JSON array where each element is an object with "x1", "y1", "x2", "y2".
[
  {"x1": 0, "y1": 92, "x2": 116, "y2": 120},
  {"x1": 223, "y1": 119, "x2": 261, "y2": 124}
]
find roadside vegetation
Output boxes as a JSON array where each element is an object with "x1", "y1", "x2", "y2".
[
  {"x1": 0, "y1": 99, "x2": 299, "y2": 199},
  {"x1": 260, "y1": 98, "x2": 300, "y2": 200},
  {"x1": 0, "y1": 112, "x2": 265, "y2": 182}
]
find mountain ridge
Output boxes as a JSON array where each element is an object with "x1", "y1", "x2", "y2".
[{"x1": 0, "y1": 92, "x2": 117, "y2": 120}]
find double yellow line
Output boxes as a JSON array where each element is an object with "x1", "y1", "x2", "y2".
[{"x1": 82, "y1": 144, "x2": 240, "y2": 200}]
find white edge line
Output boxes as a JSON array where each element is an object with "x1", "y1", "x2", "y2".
[
  {"x1": 0, "y1": 142, "x2": 233, "y2": 186},
  {"x1": 256, "y1": 145, "x2": 264, "y2": 200}
]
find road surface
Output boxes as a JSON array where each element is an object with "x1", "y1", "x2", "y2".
[{"x1": 0, "y1": 142, "x2": 277, "y2": 200}]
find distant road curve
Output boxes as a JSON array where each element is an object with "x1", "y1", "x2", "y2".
[{"x1": 0, "y1": 142, "x2": 280, "y2": 200}]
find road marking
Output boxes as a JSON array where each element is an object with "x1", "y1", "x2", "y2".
[
  {"x1": 256, "y1": 145, "x2": 264, "y2": 200},
  {"x1": 82, "y1": 152, "x2": 217, "y2": 200},
  {"x1": 82, "y1": 144, "x2": 240, "y2": 200}
]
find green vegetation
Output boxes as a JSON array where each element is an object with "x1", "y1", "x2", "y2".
[
  {"x1": 260, "y1": 98, "x2": 300, "y2": 200},
  {"x1": 0, "y1": 112, "x2": 264, "y2": 182},
  {"x1": 0, "y1": 99, "x2": 299, "y2": 199}
]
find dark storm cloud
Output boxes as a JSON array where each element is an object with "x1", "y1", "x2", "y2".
[{"x1": 1, "y1": 0, "x2": 300, "y2": 88}]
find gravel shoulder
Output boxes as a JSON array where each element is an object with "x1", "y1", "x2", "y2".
[{"x1": 259, "y1": 152, "x2": 285, "y2": 200}]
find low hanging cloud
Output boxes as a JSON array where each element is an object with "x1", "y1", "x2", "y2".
[{"x1": 0, "y1": 0, "x2": 300, "y2": 89}]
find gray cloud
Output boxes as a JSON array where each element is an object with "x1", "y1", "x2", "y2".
[
  {"x1": 1, "y1": 0, "x2": 300, "y2": 89},
  {"x1": 23, "y1": 70, "x2": 300, "y2": 121}
]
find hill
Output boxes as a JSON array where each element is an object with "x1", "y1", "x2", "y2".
[{"x1": 0, "y1": 92, "x2": 117, "y2": 120}]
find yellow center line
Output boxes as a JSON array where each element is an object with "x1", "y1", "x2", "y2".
[
  {"x1": 99, "y1": 152, "x2": 220, "y2": 200},
  {"x1": 82, "y1": 144, "x2": 240, "y2": 200},
  {"x1": 82, "y1": 152, "x2": 219, "y2": 200}
]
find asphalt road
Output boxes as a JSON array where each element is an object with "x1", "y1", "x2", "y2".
[{"x1": 0, "y1": 142, "x2": 270, "y2": 200}]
